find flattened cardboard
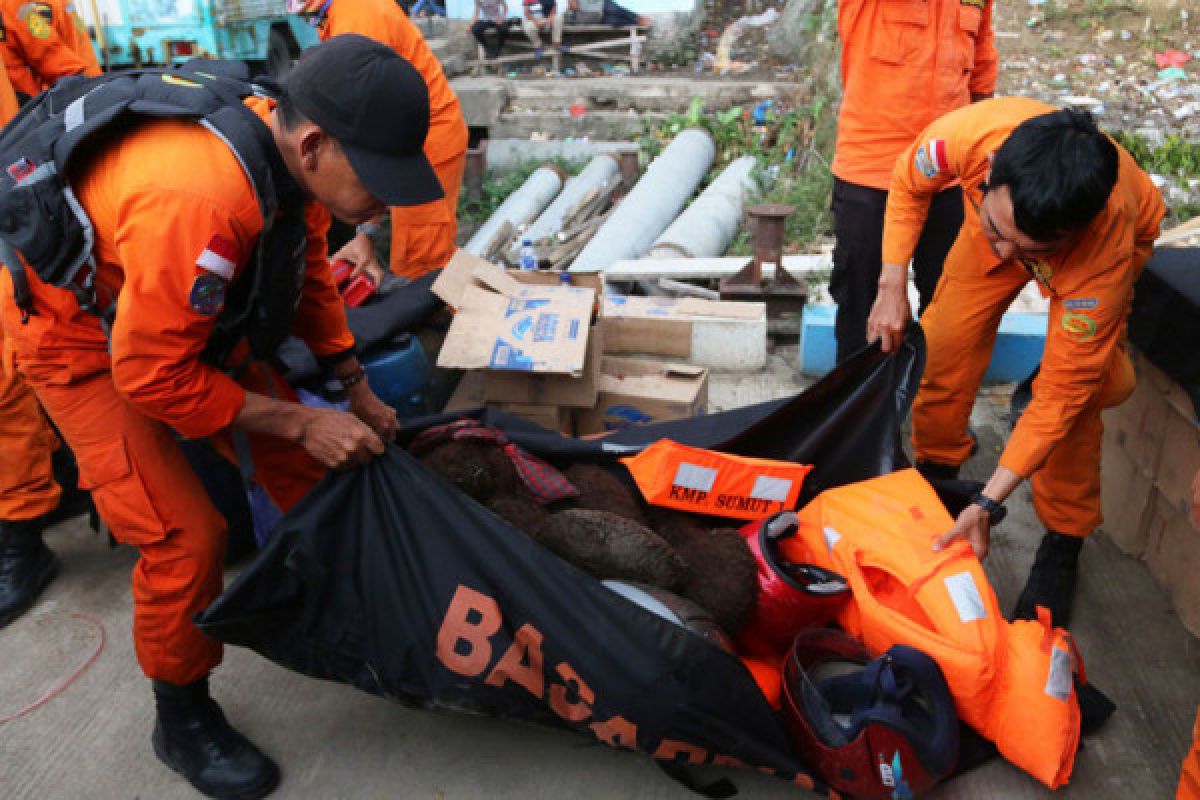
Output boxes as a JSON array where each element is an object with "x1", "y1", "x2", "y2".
[
  {"x1": 575, "y1": 356, "x2": 709, "y2": 435},
  {"x1": 1100, "y1": 429, "x2": 1155, "y2": 558},
  {"x1": 1155, "y1": 407, "x2": 1200, "y2": 517},
  {"x1": 1142, "y1": 491, "x2": 1200, "y2": 638},
  {"x1": 437, "y1": 283, "x2": 594, "y2": 375},
  {"x1": 433, "y1": 248, "x2": 604, "y2": 309},
  {"x1": 484, "y1": 324, "x2": 604, "y2": 408}
]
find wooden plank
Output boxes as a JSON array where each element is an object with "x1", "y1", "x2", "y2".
[{"x1": 604, "y1": 254, "x2": 832, "y2": 281}]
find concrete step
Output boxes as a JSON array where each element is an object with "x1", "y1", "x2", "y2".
[
  {"x1": 452, "y1": 76, "x2": 800, "y2": 128},
  {"x1": 489, "y1": 109, "x2": 668, "y2": 140}
]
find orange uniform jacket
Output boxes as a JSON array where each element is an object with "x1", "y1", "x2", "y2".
[
  {"x1": 0, "y1": 0, "x2": 99, "y2": 96},
  {"x1": 5, "y1": 96, "x2": 354, "y2": 440},
  {"x1": 883, "y1": 97, "x2": 1166, "y2": 479},
  {"x1": 319, "y1": 0, "x2": 467, "y2": 168},
  {"x1": 833, "y1": 0, "x2": 998, "y2": 190},
  {"x1": 0, "y1": 53, "x2": 16, "y2": 121}
]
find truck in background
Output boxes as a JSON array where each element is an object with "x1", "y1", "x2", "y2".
[{"x1": 77, "y1": 0, "x2": 318, "y2": 77}]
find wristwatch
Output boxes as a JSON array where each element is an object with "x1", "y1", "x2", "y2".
[{"x1": 970, "y1": 492, "x2": 1006, "y2": 526}]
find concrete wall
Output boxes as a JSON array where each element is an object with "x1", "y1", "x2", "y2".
[{"x1": 442, "y1": 0, "x2": 695, "y2": 19}]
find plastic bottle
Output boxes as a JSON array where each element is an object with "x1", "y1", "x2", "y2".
[{"x1": 520, "y1": 239, "x2": 538, "y2": 271}]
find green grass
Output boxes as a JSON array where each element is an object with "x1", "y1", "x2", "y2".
[
  {"x1": 457, "y1": 157, "x2": 587, "y2": 231},
  {"x1": 639, "y1": 93, "x2": 838, "y2": 255},
  {"x1": 1110, "y1": 130, "x2": 1200, "y2": 227}
]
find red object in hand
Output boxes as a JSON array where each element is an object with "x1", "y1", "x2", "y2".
[{"x1": 331, "y1": 258, "x2": 377, "y2": 308}]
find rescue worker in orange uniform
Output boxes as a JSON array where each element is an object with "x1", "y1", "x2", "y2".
[
  {"x1": 0, "y1": 61, "x2": 68, "y2": 627},
  {"x1": 2, "y1": 37, "x2": 440, "y2": 798},
  {"x1": 289, "y1": 0, "x2": 469, "y2": 281},
  {"x1": 0, "y1": 0, "x2": 100, "y2": 98},
  {"x1": 1176, "y1": 470, "x2": 1200, "y2": 800},
  {"x1": 828, "y1": 0, "x2": 997, "y2": 363},
  {"x1": 867, "y1": 97, "x2": 1165, "y2": 627}
]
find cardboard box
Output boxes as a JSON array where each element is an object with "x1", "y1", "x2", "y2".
[
  {"x1": 1103, "y1": 367, "x2": 1168, "y2": 480},
  {"x1": 433, "y1": 249, "x2": 603, "y2": 309},
  {"x1": 498, "y1": 403, "x2": 574, "y2": 436},
  {"x1": 1142, "y1": 491, "x2": 1200, "y2": 638},
  {"x1": 484, "y1": 324, "x2": 604, "y2": 408},
  {"x1": 1155, "y1": 406, "x2": 1200, "y2": 518},
  {"x1": 574, "y1": 356, "x2": 709, "y2": 436},
  {"x1": 599, "y1": 295, "x2": 768, "y2": 371},
  {"x1": 443, "y1": 371, "x2": 488, "y2": 413},
  {"x1": 1100, "y1": 429, "x2": 1156, "y2": 557},
  {"x1": 437, "y1": 276, "x2": 594, "y2": 376}
]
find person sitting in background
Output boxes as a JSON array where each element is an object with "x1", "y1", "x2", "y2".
[
  {"x1": 471, "y1": 0, "x2": 510, "y2": 60},
  {"x1": 522, "y1": 0, "x2": 563, "y2": 53}
]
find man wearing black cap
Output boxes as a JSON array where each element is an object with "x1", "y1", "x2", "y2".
[{"x1": 0, "y1": 35, "x2": 441, "y2": 799}]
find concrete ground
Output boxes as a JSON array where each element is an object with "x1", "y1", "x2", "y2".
[{"x1": 2, "y1": 362, "x2": 1197, "y2": 799}]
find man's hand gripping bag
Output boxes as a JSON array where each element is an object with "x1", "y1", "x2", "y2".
[{"x1": 778, "y1": 469, "x2": 1083, "y2": 789}]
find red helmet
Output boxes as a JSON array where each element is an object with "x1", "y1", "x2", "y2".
[
  {"x1": 735, "y1": 512, "x2": 851, "y2": 659},
  {"x1": 780, "y1": 629, "x2": 959, "y2": 800}
]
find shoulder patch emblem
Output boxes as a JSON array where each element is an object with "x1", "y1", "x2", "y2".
[
  {"x1": 1061, "y1": 311, "x2": 1097, "y2": 341},
  {"x1": 19, "y1": 2, "x2": 52, "y2": 39},
  {"x1": 189, "y1": 273, "x2": 226, "y2": 317},
  {"x1": 915, "y1": 139, "x2": 948, "y2": 179}
]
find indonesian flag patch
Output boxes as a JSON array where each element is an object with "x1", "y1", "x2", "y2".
[
  {"x1": 195, "y1": 234, "x2": 239, "y2": 281},
  {"x1": 915, "y1": 138, "x2": 948, "y2": 179}
]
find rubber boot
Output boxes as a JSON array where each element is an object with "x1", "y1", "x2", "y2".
[
  {"x1": 0, "y1": 518, "x2": 59, "y2": 628},
  {"x1": 152, "y1": 677, "x2": 281, "y2": 800},
  {"x1": 1012, "y1": 531, "x2": 1083, "y2": 628}
]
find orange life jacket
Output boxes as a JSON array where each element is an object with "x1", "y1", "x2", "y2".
[
  {"x1": 778, "y1": 469, "x2": 1082, "y2": 789},
  {"x1": 621, "y1": 439, "x2": 813, "y2": 521}
]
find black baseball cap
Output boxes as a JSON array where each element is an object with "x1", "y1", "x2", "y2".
[{"x1": 285, "y1": 34, "x2": 444, "y2": 207}]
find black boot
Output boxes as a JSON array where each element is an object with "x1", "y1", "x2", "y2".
[
  {"x1": 0, "y1": 518, "x2": 59, "y2": 627},
  {"x1": 1012, "y1": 531, "x2": 1083, "y2": 628},
  {"x1": 152, "y1": 677, "x2": 281, "y2": 800}
]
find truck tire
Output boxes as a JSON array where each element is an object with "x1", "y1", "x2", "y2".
[{"x1": 267, "y1": 28, "x2": 295, "y2": 80}]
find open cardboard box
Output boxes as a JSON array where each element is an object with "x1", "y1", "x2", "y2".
[
  {"x1": 434, "y1": 250, "x2": 600, "y2": 376},
  {"x1": 575, "y1": 356, "x2": 709, "y2": 435}
]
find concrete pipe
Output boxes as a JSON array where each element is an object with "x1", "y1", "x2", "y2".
[
  {"x1": 464, "y1": 165, "x2": 566, "y2": 258},
  {"x1": 570, "y1": 128, "x2": 716, "y2": 272},
  {"x1": 521, "y1": 154, "x2": 621, "y2": 247},
  {"x1": 648, "y1": 155, "x2": 758, "y2": 258}
]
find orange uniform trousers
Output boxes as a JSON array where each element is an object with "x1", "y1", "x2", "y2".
[
  {"x1": 388, "y1": 152, "x2": 465, "y2": 279},
  {"x1": 16, "y1": 351, "x2": 324, "y2": 685},
  {"x1": 912, "y1": 242, "x2": 1134, "y2": 539},
  {"x1": 1181, "y1": 709, "x2": 1200, "y2": 799},
  {"x1": 0, "y1": 325, "x2": 60, "y2": 522}
]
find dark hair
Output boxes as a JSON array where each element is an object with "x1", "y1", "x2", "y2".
[
  {"x1": 988, "y1": 109, "x2": 1119, "y2": 242},
  {"x1": 277, "y1": 89, "x2": 308, "y2": 131}
]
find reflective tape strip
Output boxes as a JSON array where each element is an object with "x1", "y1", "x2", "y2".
[
  {"x1": 823, "y1": 526, "x2": 842, "y2": 553},
  {"x1": 750, "y1": 475, "x2": 793, "y2": 502},
  {"x1": 64, "y1": 95, "x2": 86, "y2": 131},
  {"x1": 1045, "y1": 647, "x2": 1072, "y2": 702},
  {"x1": 673, "y1": 462, "x2": 717, "y2": 492},
  {"x1": 944, "y1": 571, "x2": 987, "y2": 624}
]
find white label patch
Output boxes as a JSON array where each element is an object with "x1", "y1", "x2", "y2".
[
  {"x1": 879, "y1": 761, "x2": 895, "y2": 788},
  {"x1": 750, "y1": 475, "x2": 792, "y2": 502},
  {"x1": 673, "y1": 462, "x2": 717, "y2": 492},
  {"x1": 1045, "y1": 647, "x2": 1073, "y2": 702},
  {"x1": 944, "y1": 571, "x2": 987, "y2": 624},
  {"x1": 822, "y1": 526, "x2": 842, "y2": 553}
]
